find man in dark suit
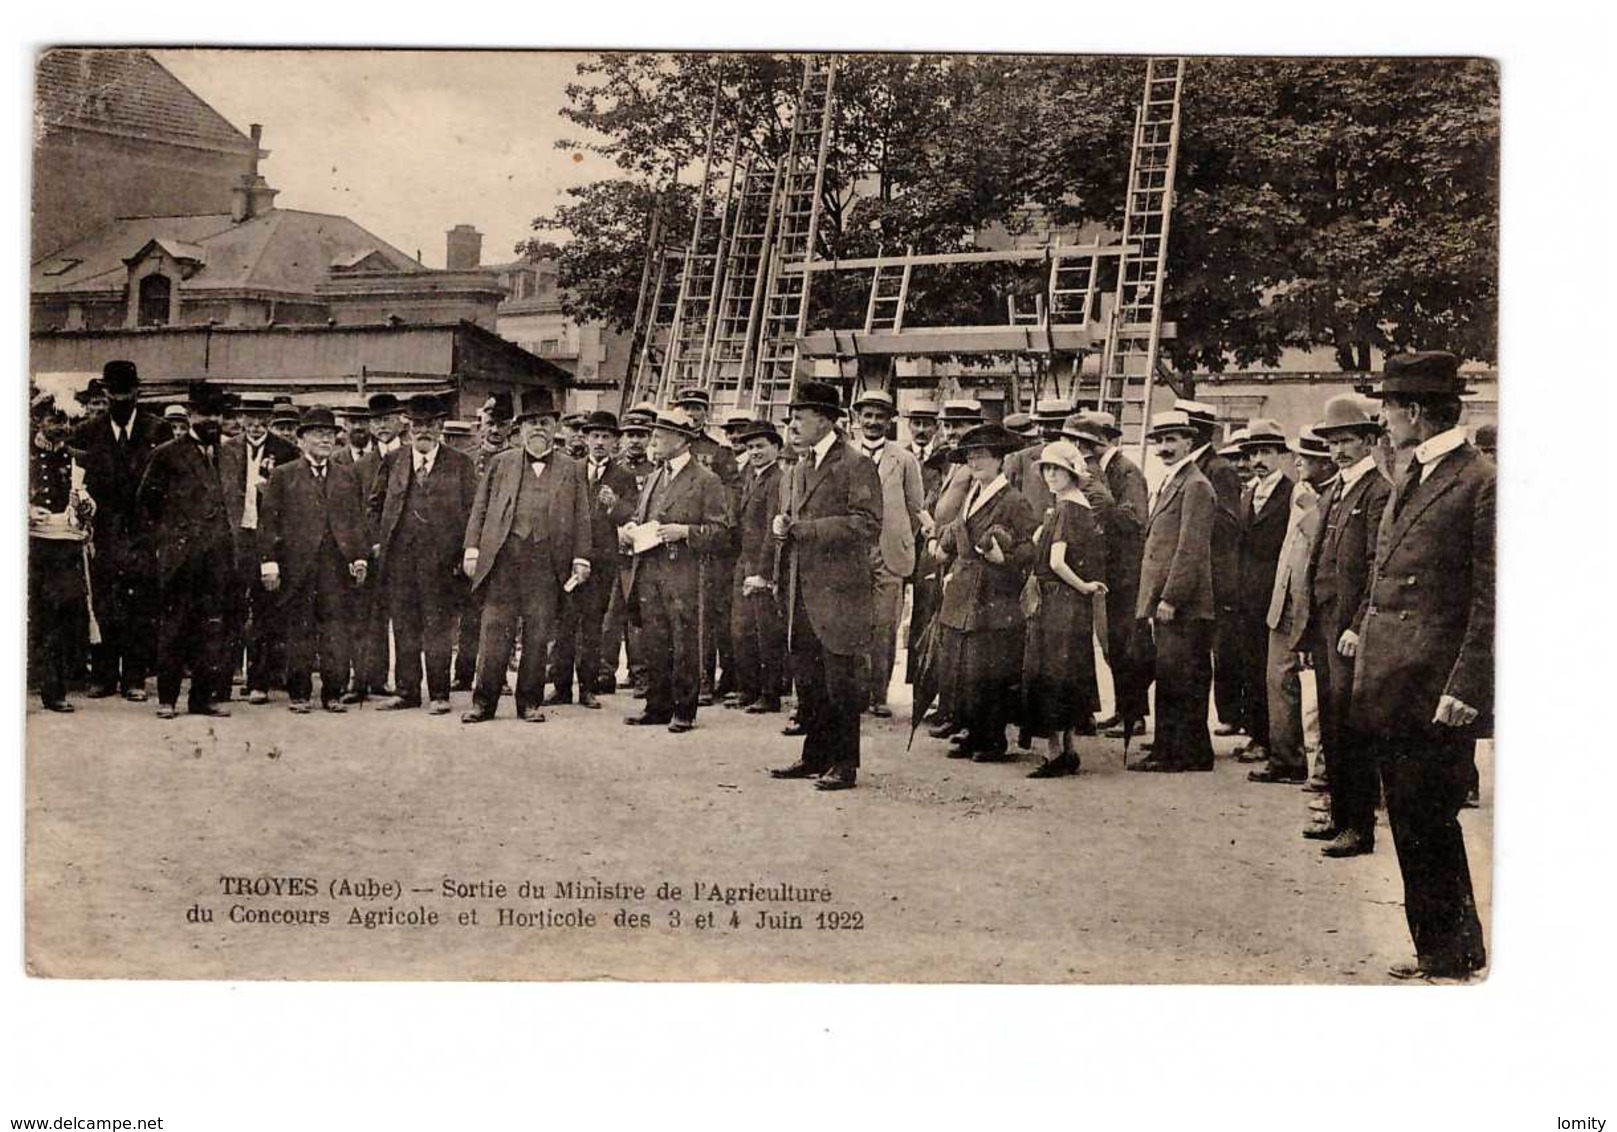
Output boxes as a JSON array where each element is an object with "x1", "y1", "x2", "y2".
[
  {"x1": 369, "y1": 395, "x2": 477, "y2": 715},
  {"x1": 622, "y1": 409, "x2": 732, "y2": 732},
  {"x1": 451, "y1": 395, "x2": 513, "y2": 692},
  {"x1": 460, "y1": 392, "x2": 593, "y2": 723},
  {"x1": 600, "y1": 404, "x2": 658, "y2": 695},
  {"x1": 258, "y1": 408, "x2": 371, "y2": 713},
  {"x1": 135, "y1": 381, "x2": 238, "y2": 719},
  {"x1": 1178, "y1": 399, "x2": 1246, "y2": 738},
  {"x1": 218, "y1": 394, "x2": 300, "y2": 703},
  {"x1": 548, "y1": 410, "x2": 638, "y2": 709},
  {"x1": 346, "y1": 392, "x2": 410, "y2": 703},
  {"x1": 729, "y1": 419, "x2": 788, "y2": 713},
  {"x1": 1231, "y1": 420, "x2": 1296, "y2": 768},
  {"x1": 1301, "y1": 395, "x2": 1395, "y2": 854},
  {"x1": 1131, "y1": 409, "x2": 1217, "y2": 773},
  {"x1": 1003, "y1": 398, "x2": 1073, "y2": 515},
  {"x1": 77, "y1": 360, "x2": 167, "y2": 701},
  {"x1": 1351, "y1": 352, "x2": 1491, "y2": 981},
  {"x1": 1066, "y1": 410, "x2": 1151, "y2": 733},
  {"x1": 768, "y1": 382, "x2": 883, "y2": 790},
  {"x1": 672, "y1": 387, "x2": 742, "y2": 705}
]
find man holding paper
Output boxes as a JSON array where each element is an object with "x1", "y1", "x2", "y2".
[
  {"x1": 622, "y1": 408, "x2": 732, "y2": 733},
  {"x1": 460, "y1": 391, "x2": 593, "y2": 724}
]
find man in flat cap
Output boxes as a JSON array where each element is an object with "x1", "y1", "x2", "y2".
[
  {"x1": 1353, "y1": 352, "x2": 1491, "y2": 980},
  {"x1": 461, "y1": 391, "x2": 593, "y2": 723},
  {"x1": 622, "y1": 408, "x2": 732, "y2": 732},
  {"x1": 1299, "y1": 395, "x2": 1393, "y2": 850},
  {"x1": 369, "y1": 395, "x2": 477, "y2": 715},
  {"x1": 768, "y1": 382, "x2": 882, "y2": 789},
  {"x1": 78, "y1": 359, "x2": 167, "y2": 701},
  {"x1": 218, "y1": 393, "x2": 300, "y2": 703},
  {"x1": 600, "y1": 405, "x2": 659, "y2": 695},
  {"x1": 849, "y1": 389, "x2": 923, "y2": 718},
  {"x1": 548, "y1": 409, "x2": 639, "y2": 709},
  {"x1": 259, "y1": 408, "x2": 371, "y2": 713},
  {"x1": 136, "y1": 381, "x2": 238, "y2": 718},
  {"x1": 673, "y1": 386, "x2": 742, "y2": 705},
  {"x1": 1131, "y1": 409, "x2": 1217, "y2": 772}
]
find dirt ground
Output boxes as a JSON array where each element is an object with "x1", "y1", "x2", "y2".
[{"x1": 24, "y1": 654, "x2": 1492, "y2": 985}]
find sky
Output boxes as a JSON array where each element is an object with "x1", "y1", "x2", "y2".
[{"x1": 153, "y1": 49, "x2": 626, "y2": 269}]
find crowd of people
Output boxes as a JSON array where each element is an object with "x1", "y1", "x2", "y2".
[{"x1": 28, "y1": 349, "x2": 1494, "y2": 978}]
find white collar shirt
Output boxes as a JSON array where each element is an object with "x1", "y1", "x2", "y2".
[
  {"x1": 413, "y1": 444, "x2": 439, "y2": 477},
  {"x1": 965, "y1": 474, "x2": 1008, "y2": 519},
  {"x1": 1338, "y1": 455, "x2": 1377, "y2": 491},
  {"x1": 1251, "y1": 467, "x2": 1286, "y2": 514},
  {"x1": 1412, "y1": 427, "x2": 1467, "y2": 481},
  {"x1": 811, "y1": 431, "x2": 837, "y2": 469},
  {"x1": 665, "y1": 451, "x2": 692, "y2": 477}
]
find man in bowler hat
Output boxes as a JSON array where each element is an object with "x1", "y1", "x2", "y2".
[
  {"x1": 369, "y1": 394, "x2": 477, "y2": 714},
  {"x1": 136, "y1": 381, "x2": 238, "y2": 718},
  {"x1": 258, "y1": 408, "x2": 371, "y2": 713},
  {"x1": 1352, "y1": 352, "x2": 1492, "y2": 980},
  {"x1": 768, "y1": 382, "x2": 883, "y2": 790}
]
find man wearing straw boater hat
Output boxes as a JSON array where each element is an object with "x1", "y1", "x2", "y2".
[
  {"x1": 1299, "y1": 394, "x2": 1394, "y2": 848},
  {"x1": 370, "y1": 394, "x2": 478, "y2": 716},
  {"x1": 1351, "y1": 351, "x2": 1491, "y2": 981},
  {"x1": 136, "y1": 380, "x2": 241, "y2": 718},
  {"x1": 258, "y1": 407, "x2": 372, "y2": 714},
  {"x1": 621, "y1": 407, "x2": 732, "y2": 733},
  {"x1": 460, "y1": 390, "x2": 593, "y2": 724},
  {"x1": 768, "y1": 381, "x2": 882, "y2": 790},
  {"x1": 1230, "y1": 419, "x2": 1296, "y2": 769},
  {"x1": 1176, "y1": 398, "x2": 1246, "y2": 741},
  {"x1": 1130, "y1": 408, "x2": 1217, "y2": 772},
  {"x1": 78, "y1": 359, "x2": 167, "y2": 701}
]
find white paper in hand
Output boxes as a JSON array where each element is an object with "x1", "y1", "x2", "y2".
[{"x1": 626, "y1": 522, "x2": 665, "y2": 555}]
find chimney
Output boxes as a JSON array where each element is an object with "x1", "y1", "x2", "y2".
[
  {"x1": 231, "y1": 124, "x2": 279, "y2": 223},
  {"x1": 446, "y1": 224, "x2": 483, "y2": 270}
]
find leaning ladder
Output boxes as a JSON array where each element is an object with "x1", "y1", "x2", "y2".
[
  {"x1": 702, "y1": 156, "x2": 779, "y2": 398},
  {"x1": 747, "y1": 55, "x2": 837, "y2": 421},
  {"x1": 1099, "y1": 56, "x2": 1185, "y2": 456}
]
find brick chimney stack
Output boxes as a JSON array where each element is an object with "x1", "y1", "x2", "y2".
[
  {"x1": 231, "y1": 124, "x2": 279, "y2": 223},
  {"x1": 446, "y1": 224, "x2": 483, "y2": 270}
]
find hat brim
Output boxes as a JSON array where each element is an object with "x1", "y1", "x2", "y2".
[
  {"x1": 948, "y1": 442, "x2": 1019, "y2": 463},
  {"x1": 1146, "y1": 425, "x2": 1199, "y2": 441},
  {"x1": 1313, "y1": 421, "x2": 1380, "y2": 437},
  {"x1": 1239, "y1": 437, "x2": 1289, "y2": 452},
  {"x1": 1034, "y1": 457, "x2": 1083, "y2": 477}
]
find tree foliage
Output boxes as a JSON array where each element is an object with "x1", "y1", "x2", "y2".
[{"x1": 528, "y1": 53, "x2": 1498, "y2": 368}]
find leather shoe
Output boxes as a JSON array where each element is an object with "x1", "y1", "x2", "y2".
[
  {"x1": 945, "y1": 746, "x2": 976, "y2": 759},
  {"x1": 780, "y1": 721, "x2": 805, "y2": 736},
  {"x1": 696, "y1": 691, "x2": 715, "y2": 707},
  {"x1": 43, "y1": 700, "x2": 75, "y2": 713},
  {"x1": 625, "y1": 713, "x2": 671, "y2": 726},
  {"x1": 340, "y1": 690, "x2": 365, "y2": 705},
  {"x1": 870, "y1": 703, "x2": 893, "y2": 719},
  {"x1": 248, "y1": 690, "x2": 270, "y2": 705},
  {"x1": 521, "y1": 708, "x2": 548, "y2": 723},
  {"x1": 288, "y1": 701, "x2": 312, "y2": 715},
  {"x1": 1027, "y1": 754, "x2": 1079, "y2": 779},
  {"x1": 87, "y1": 684, "x2": 118, "y2": 699},
  {"x1": 814, "y1": 770, "x2": 857, "y2": 791},
  {"x1": 1387, "y1": 958, "x2": 1476, "y2": 981},
  {"x1": 1235, "y1": 745, "x2": 1268, "y2": 764},
  {"x1": 1387, "y1": 960, "x2": 1428, "y2": 980},
  {"x1": 1094, "y1": 713, "x2": 1121, "y2": 730},
  {"x1": 667, "y1": 719, "x2": 695, "y2": 734},
  {"x1": 543, "y1": 690, "x2": 573, "y2": 706},
  {"x1": 927, "y1": 720, "x2": 960, "y2": 739},
  {"x1": 1104, "y1": 717, "x2": 1149, "y2": 739},
  {"x1": 376, "y1": 697, "x2": 420, "y2": 712},
  {"x1": 460, "y1": 708, "x2": 493, "y2": 724},
  {"x1": 1302, "y1": 824, "x2": 1340, "y2": 840},
  {"x1": 745, "y1": 698, "x2": 781, "y2": 714},
  {"x1": 1303, "y1": 775, "x2": 1330, "y2": 793},
  {"x1": 426, "y1": 700, "x2": 451, "y2": 716},
  {"x1": 1128, "y1": 758, "x2": 1180, "y2": 773},
  {"x1": 769, "y1": 762, "x2": 818, "y2": 780},
  {"x1": 1248, "y1": 767, "x2": 1306, "y2": 784},
  {"x1": 578, "y1": 691, "x2": 602, "y2": 710},
  {"x1": 155, "y1": 703, "x2": 177, "y2": 719},
  {"x1": 122, "y1": 688, "x2": 149, "y2": 703},
  {"x1": 971, "y1": 748, "x2": 1012, "y2": 763},
  {"x1": 1214, "y1": 724, "x2": 1243, "y2": 737},
  {"x1": 190, "y1": 704, "x2": 232, "y2": 718},
  {"x1": 320, "y1": 701, "x2": 346, "y2": 714},
  {"x1": 1320, "y1": 830, "x2": 1374, "y2": 857}
]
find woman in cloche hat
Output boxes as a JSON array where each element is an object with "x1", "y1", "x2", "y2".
[{"x1": 1021, "y1": 440, "x2": 1108, "y2": 778}]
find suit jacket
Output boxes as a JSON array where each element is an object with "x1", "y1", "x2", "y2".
[
  {"x1": 78, "y1": 409, "x2": 168, "y2": 557},
  {"x1": 1196, "y1": 446, "x2": 1244, "y2": 610},
  {"x1": 1350, "y1": 443, "x2": 1494, "y2": 739},
  {"x1": 1136, "y1": 461, "x2": 1216, "y2": 621},
  {"x1": 624, "y1": 454, "x2": 732, "y2": 600},
  {"x1": 370, "y1": 444, "x2": 478, "y2": 576},
  {"x1": 463, "y1": 448, "x2": 593, "y2": 592},
  {"x1": 937, "y1": 479, "x2": 1039, "y2": 634},
  {"x1": 780, "y1": 437, "x2": 883, "y2": 655},
  {"x1": 862, "y1": 440, "x2": 923, "y2": 577},
  {"x1": 136, "y1": 436, "x2": 236, "y2": 584},
  {"x1": 331, "y1": 443, "x2": 370, "y2": 469},
  {"x1": 258, "y1": 459, "x2": 370, "y2": 591},
  {"x1": 1236, "y1": 473, "x2": 1295, "y2": 617},
  {"x1": 1304, "y1": 466, "x2": 1393, "y2": 641},
  {"x1": 1004, "y1": 441, "x2": 1056, "y2": 515},
  {"x1": 219, "y1": 433, "x2": 300, "y2": 535},
  {"x1": 1266, "y1": 485, "x2": 1325, "y2": 649},
  {"x1": 1100, "y1": 448, "x2": 1148, "y2": 595},
  {"x1": 736, "y1": 461, "x2": 784, "y2": 581},
  {"x1": 579, "y1": 457, "x2": 640, "y2": 569}
]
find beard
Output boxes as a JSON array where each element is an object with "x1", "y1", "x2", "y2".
[{"x1": 192, "y1": 420, "x2": 222, "y2": 445}]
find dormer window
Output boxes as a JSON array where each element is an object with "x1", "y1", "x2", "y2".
[{"x1": 137, "y1": 274, "x2": 171, "y2": 326}]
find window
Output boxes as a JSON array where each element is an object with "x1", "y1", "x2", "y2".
[
  {"x1": 137, "y1": 274, "x2": 171, "y2": 326},
  {"x1": 539, "y1": 338, "x2": 561, "y2": 356}
]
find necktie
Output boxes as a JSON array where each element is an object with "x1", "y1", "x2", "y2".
[{"x1": 1392, "y1": 457, "x2": 1422, "y2": 519}]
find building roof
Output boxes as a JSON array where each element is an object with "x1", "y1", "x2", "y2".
[
  {"x1": 32, "y1": 208, "x2": 426, "y2": 295},
  {"x1": 35, "y1": 48, "x2": 259, "y2": 156}
]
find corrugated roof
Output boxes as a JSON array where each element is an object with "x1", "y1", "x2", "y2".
[
  {"x1": 35, "y1": 48, "x2": 257, "y2": 154},
  {"x1": 32, "y1": 208, "x2": 425, "y2": 295}
]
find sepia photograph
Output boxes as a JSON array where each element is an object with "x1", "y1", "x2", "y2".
[{"x1": 6, "y1": 10, "x2": 1608, "y2": 1128}]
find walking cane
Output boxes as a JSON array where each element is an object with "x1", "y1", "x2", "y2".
[{"x1": 81, "y1": 540, "x2": 102, "y2": 646}]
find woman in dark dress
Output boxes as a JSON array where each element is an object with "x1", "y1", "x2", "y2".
[
  {"x1": 934, "y1": 424, "x2": 1039, "y2": 761},
  {"x1": 1022, "y1": 440, "x2": 1108, "y2": 778}
]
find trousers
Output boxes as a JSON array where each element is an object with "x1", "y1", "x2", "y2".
[{"x1": 791, "y1": 588, "x2": 863, "y2": 774}]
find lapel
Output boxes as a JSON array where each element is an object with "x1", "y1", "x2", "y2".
[
  {"x1": 1379, "y1": 445, "x2": 1473, "y2": 560},
  {"x1": 654, "y1": 458, "x2": 697, "y2": 518},
  {"x1": 389, "y1": 447, "x2": 412, "y2": 499},
  {"x1": 1150, "y1": 464, "x2": 1189, "y2": 525},
  {"x1": 799, "y1": 438, "x2": 846, "y2": 510},
  {"x1": 1256, "y1": 476, "x2": 1291, "y2": 525},
  {"x1": 1324, "y1": 472, "x2": 1371, "y2": 556}
]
